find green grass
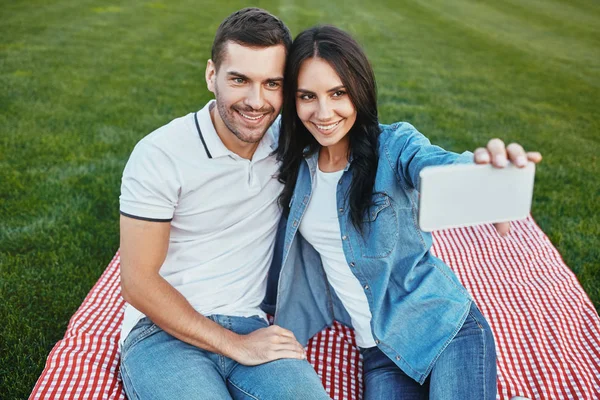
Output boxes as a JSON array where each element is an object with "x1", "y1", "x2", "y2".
[{"x1": 1, "y1": 0, "x2": 598, "y2": 398}]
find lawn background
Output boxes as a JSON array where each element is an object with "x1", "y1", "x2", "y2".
[{"x1": 1, "y1": 0, "x2": 598, "y2": 398}]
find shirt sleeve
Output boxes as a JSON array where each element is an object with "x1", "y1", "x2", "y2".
[
  {"x1": 387, "y1": 122, "x2": 473, "y2": 191},
  {"x1": 119, "y1": 141, "x2": 180, "y2": 221}
]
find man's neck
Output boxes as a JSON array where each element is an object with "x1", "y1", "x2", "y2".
[{"x1": 210, "y1": 103, "x2": 260, "y2": 160}]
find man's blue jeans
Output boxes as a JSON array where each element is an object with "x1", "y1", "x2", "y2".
[
  {"x1": 120, "y1": 315, "x2": 330, "y2": 400},
  {"x1": 360, "y1": 303, "x2": 497, "y2": 400}
]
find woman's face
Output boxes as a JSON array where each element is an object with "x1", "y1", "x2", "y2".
[{"x1": 296, "y1": 57, "x2": 357, "y2": 148}]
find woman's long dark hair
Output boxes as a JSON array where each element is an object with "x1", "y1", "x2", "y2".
[{"x1": 277, "y1": 25, "x2": 381, "y2": 232}]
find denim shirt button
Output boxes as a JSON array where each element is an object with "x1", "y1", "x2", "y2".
[
  {"x1": 396, "y1": 355, "x2": 400, "y2": 361},
  {"x1": 293, "y1": 220, "x2": 298, "y2": 228},
  {"x1": 364, "y1": 284, "x2": 369, "y2": 290},
  {"x1": 342, "y1": 235, "x2": 348, "y2": 240},
  {"x1": 339, "y1": 208, "x2": 344, "y2": 213},
  {"x1": 349, "y1": 262, "x2": 355, "y2": 267},
  {"x1": 375, "y1": 339, "x2": 380, "y2": 344}
]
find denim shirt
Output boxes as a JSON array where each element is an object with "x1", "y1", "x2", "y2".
[{"x1": 262, "y1": 122, "x2": 474, "y2": 384}]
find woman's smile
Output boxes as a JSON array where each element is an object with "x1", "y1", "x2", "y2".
[{"x1": 312, "y1": 119, "x2": 343, "y2": 135}]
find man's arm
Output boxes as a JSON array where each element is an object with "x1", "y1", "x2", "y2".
[{"x1": 119, "y1": 215, "x2": 306, "y2": 365}]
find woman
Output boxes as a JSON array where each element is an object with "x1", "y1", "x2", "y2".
[{"x1": 266, "y1": 25, "x2": 542, "y2": 399}]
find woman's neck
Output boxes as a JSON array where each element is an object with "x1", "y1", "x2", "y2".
[{"x1": 318, "y1": 136, "x2": 350, "y2": 172}]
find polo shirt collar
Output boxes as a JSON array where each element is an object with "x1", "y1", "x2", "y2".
[
  {"x1": 196, "y1": 100, "x2": 277, "y2": 161},
  {"x1": 197, "y1": 100, "x2": 231, "y2": 159}
]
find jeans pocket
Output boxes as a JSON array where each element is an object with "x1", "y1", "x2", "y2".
[
  {"x1": 457, "y1": 305, "x2": 488, "y2": 338},
  {"x1": 249, "y1": 315, "x2": 269, "y2": 327},
  {"x1": 230, "y1": 315, "x2": 270, "y2": 335},
  {"x1": 121, "y1": 318, "x2": 159, "y2": 359},
  {"x1": 359, "y1": 346, "x2": 379, "y2": 362}
]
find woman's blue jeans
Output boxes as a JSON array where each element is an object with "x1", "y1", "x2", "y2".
[
  {"x1": 360, "y1": 303, "x2": 497, "y2": 400},
  {"x1": 120, "y1": 314, "x2": 330, "y2": 400}
]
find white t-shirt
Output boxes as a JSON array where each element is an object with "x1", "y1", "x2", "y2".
[
  {"x1": 298, "y1": 167, "x2": 376, "y2": 348},
  {"x1": 119, "y1": 100, "x2": 282, "y2": 345}
]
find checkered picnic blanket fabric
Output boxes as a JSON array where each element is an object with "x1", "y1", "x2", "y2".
[{"x1": 30, "y1": 217, "x2": 600, "y2": 400}]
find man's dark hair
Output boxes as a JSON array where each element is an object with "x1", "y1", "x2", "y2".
[{"x1": 211, "y1": 8, "x2": 292, "y2": 70}]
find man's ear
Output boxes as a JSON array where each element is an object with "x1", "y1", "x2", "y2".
[{"x1": 206, "y1": 59, "x2": 216, "y2": 93}]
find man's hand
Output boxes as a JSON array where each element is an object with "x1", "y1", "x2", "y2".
[
  {"x1": 473, "y1": 139, "x2": 543, "y2": 237},
  {"x1": 230, "y1": 325, "x2": 307, "y2": 366}
]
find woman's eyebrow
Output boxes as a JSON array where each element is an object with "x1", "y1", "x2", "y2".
[
  {"x1": 297, "y1": 85, "x2": 345, "y2": 93},
  {"x1": 327, "y1": 85, "x2": 345, "y2": 93}
]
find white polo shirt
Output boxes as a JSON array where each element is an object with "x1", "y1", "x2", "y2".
[{"x1": 119, "y1": 100, "x2": 282, "y2": 344}]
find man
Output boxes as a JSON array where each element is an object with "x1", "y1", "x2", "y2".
[{"x1": 118, "y1": 8, "x2": 330, "y2": 399}]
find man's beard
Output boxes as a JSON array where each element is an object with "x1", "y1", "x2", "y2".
[{"x1": 214, "y1": 86, "x2": 276, "y2": 144}]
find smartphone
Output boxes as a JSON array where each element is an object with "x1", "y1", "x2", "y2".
[{"x1": 418, "y1": 162, "x2": 536, "y2": 232}]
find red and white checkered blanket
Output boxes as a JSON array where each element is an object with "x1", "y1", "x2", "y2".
[{"x1": 30, "y1": 217, "x2": 600, "y2": 399}]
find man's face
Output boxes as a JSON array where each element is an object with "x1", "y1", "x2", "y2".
[{"x1": 206, "y1": 42, "x2": 286, "y2": 144}]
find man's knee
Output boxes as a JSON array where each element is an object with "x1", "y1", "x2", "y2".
[{"x1": 229, "y1": 358, "x2": 330, "y2": 399}]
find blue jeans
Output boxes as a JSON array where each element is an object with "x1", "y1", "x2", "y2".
[
  {"x1": 120, "y1": 315, "x2": 330, "y2": 400},
  {"x1": 360, "y1": 303, "x2": 497, "y2": 400}
]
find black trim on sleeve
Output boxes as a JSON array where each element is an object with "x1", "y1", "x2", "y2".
[
  {"x1": 120, "y1": 211, "x2": 173, "y2": 223},
  {"x1": 194, "y1": 112, "x2": 212, "y2": 159}
]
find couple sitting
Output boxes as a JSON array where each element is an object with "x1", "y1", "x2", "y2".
[{"x1": 118, "y1": 7, "x2": 541, "y2": 400}]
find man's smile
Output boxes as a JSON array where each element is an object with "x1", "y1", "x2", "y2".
[{"x1": 237, "y1": 110, "x2": 268, "y2": 122}]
